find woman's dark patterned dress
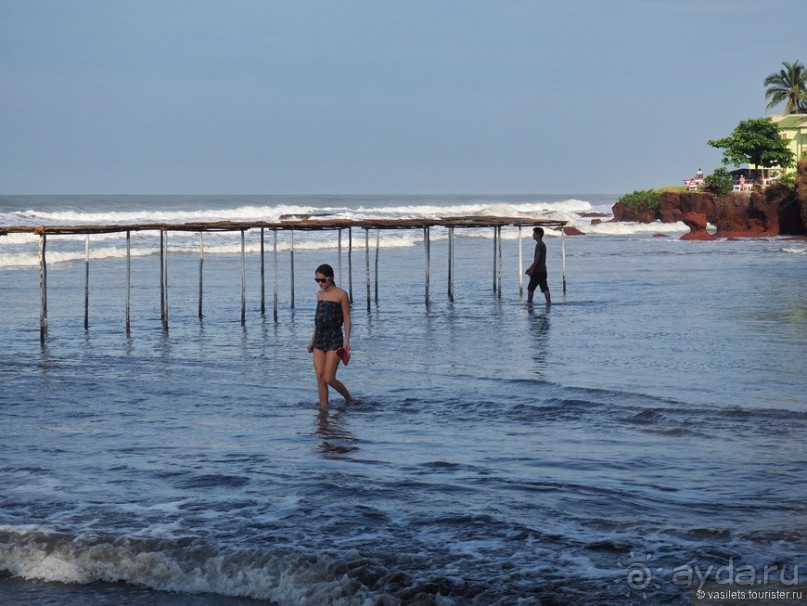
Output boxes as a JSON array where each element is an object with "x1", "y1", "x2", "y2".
[{"x1": 313, "y1": 300, "x2": 344, "y2": 351}]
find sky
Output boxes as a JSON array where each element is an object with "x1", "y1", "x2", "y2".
[{"x1": 0, "y1": 0, "x2": 804, "y2": 195}]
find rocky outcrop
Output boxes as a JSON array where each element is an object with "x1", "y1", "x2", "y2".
[
  {"x1": 680, "y1": 212, "x2": 716, "y2": 240},
  {"x1": 612, "y1": 177, "x2": 807, "y2": 239}
]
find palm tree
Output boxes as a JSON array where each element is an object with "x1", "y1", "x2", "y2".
[{"x1": 764, "y1": 60, "x2": 807, "y2": 114}]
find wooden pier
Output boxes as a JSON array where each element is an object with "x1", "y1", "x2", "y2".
[{"x1": 1, "y1": 216, "x2": 569, "y2": 341}]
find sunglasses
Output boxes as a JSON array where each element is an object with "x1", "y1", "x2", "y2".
[{"x1": 314, "y1": 277, "x2": 330, "y2": 283}]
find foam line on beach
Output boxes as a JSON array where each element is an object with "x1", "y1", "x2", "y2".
[
  {"x1": 2, "y1": 199, "x2": 596, "y2": 226},
  {"x1": 0, "y1": 526, "x2": 377, "y2": 605}
]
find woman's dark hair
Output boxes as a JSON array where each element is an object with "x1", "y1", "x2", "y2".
[{"x1": 315, "y1": 263, "x2": 335, "y2": 283}]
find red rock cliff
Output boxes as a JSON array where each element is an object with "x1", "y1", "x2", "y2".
[{"x1": 612, "y1": 168, "x2": 807, "y2": 239}]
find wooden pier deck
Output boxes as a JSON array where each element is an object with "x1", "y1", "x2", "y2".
[{"x1": 1, "y1": 215, "x2": 569, "y2": 341}]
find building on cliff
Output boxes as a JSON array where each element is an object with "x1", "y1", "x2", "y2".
[
  {"x1": 719, "y1": 115, "x2": 806, "y2": 187},
  {"x1": 753, "y1": 114, "x2": 807, "y2": 178}
]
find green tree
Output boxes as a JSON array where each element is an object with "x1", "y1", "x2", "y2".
[
  {"x1": 707, "y1": 118, "x2": 795, "y2": 170},
  {"x1": 703, "y1": 168, "x2": 734, "y2": 195},
  {"x1": 764, "y1": 60, "x2": 807, "y2": 114},
  {"x1": 618, "y1": 189, "x2": 660, "y2": 212}
]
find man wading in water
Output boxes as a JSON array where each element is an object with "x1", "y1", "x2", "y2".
[{"x1": 525, "y1": 227, "x2": 551, "y2": 305}]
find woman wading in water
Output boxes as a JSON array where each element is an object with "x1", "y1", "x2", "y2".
[{"x1": 307, "y1": 264, "x2": 355, "y2": 406}]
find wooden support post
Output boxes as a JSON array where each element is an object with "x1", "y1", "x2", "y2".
[
  {"x1": 561, "y1": 226, "x2": 567, "y2": 294},
  {"x1": 39, "y1": 232, "x2": 47, "y2": 343},
  {"x1": 198, "y1": 233, "x2": 204, "y2": 320},
  {"x1": 164, "y1": 230, "x2": 170, "y2": 330},
  {"x1": 374, "y1": 229, "x2": 380, "y2": 303},
  {"x1": 290, "y1": 229, "x2": 295, "y2": 309},
  {"x1": 497, "y1": 226, "x2": 503, "y2": 298},
  {"x1": 424, "y1": 226, "x2": 430, "y2": 304},
  {"x1": 492, "y1": 226, "x2": 497, "y2": 293},
  {"x1": 348, "y1": 227, "x2": 354, "y2": 303},
  {"x1": 240, "y1": 229, "x2": 246, "y2": 325},
  {"x1": 160, "y1": 230, "x2": 168, "y2": 331},
  {"x1": 518, "y1": 224, "x2": 524, "y2": 297},
  {"x1": 365, "y1": 228, "x2": 371, "y2": 312},
  {"x1": 84, "y1": 234, "x2": 90, "y2": 329},
  {"x1": 160, "y1": 229, "x2": 165, "y2": 328},
  {"x1": 338, "y1": 228, "x2": 343, "y2": 285},
  {"x1": 260, "y1": 228, "x2": 266, "y2": 316},
  {"x1": 261, "y1": 227, "x2": 266, "y2": 316},
  {"x1": 273, "y1": 229, "x2": 278, "y2": 322},
  {"x1": 125, "y1": 231, "x2": 131, "y2": 335},
  {"x1": 448, "y1": 226, "x2": 455, "y2": 301}
]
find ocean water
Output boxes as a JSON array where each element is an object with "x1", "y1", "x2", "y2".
[{"x1": 1, "y1": 194, "x2": 805, "y2": 605}]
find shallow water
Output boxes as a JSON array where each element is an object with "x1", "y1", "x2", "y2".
[{"x1": 1, "y1": 195, "x2": 805, "y2": 605}]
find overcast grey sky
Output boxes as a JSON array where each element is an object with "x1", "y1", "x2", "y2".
[{"x1": 0, "y1": 0, "x2": 803, "y2": 195}]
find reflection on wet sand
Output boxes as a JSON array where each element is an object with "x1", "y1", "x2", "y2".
[
  {"x1": 528, "y1": 306, "x2": 550, "y2": 374},
  {"x1": 315, "y1": 407, "x2": 359, "y2": 458}
]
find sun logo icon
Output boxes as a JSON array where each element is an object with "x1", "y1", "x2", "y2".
[{"x1": 615, "y1": 551, "x2": 663, "y2": 599}]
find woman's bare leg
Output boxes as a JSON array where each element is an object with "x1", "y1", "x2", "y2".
[
  {"x1": 313, "y1": 349, "x2": 330, "y2": 406},
  {"x1": 322, "y1": 351, "x2": 354, "y2": 403},
  {"x1": 314, "y1": 350, "x2": 354, "y2": 405}
]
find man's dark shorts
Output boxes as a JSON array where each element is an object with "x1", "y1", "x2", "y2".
[{"x1": 528, "y1": 271, "x2": 549, "y2": 293}]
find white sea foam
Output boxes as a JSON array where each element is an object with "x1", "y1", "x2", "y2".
[
  {"x1": 0, "y1": 526, "x2": 378, "y2": 605},
  {"x1": 586, "y1": 220, "x2": 688, "y2": 235},
  {"x1": 0, "y1": 246, "x2": 156, "y2": 269},
  {"x1": 3, "y1": 199, "x2": 593, "y2": 227},
  {"x1": 15, "y1": 204, "x2": 319, "y2": 225}
]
